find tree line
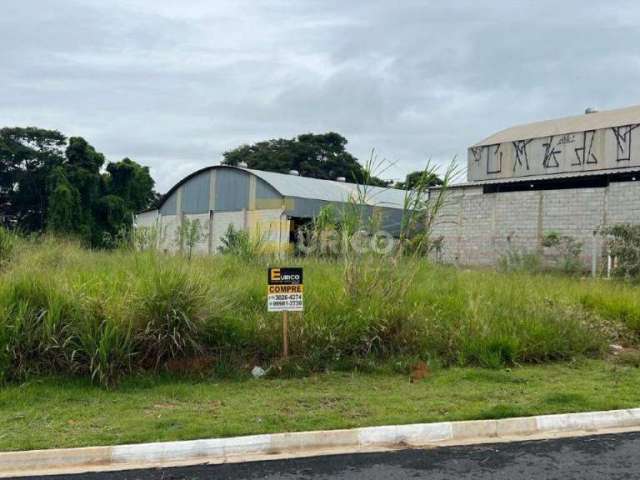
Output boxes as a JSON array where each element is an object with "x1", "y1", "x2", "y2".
[
  {"x1": 223, "y1": 132, "x2": 442, "y2": 189},
  {"x1": 1, "y1": 128, "x2": 440, "y2": 247},
  {"x1": 0, "y1": 127, "x2": 156, "y2": 247}
]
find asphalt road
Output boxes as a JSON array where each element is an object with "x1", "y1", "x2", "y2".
[{"x1": 15, "y1": 432, "x2": 640, "y2": 480}]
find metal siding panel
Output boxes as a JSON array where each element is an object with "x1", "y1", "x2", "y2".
[
  {"x1": 159, "y1": 191, "x2": 177, "y2": 215},
  {"x1": 256, "y1": 178, "x2": 281, "y2": 200},
  {"x1": 285, "y1": 198, "x2": 402, "y2": 236},
  {"x1": 378, "y1": 207, "x2": 403, "y2": 236},
  {"x1": 208, "y1": 170, "x2": 216, "y2": 210},
  {"x1": 182, "y1": 173, "x2": 210, "y2": 214},
  {"x1": 286, "y1": 197, "x2": 329, "y2": 218},
  {"x1": 215, "y1": 169, "x2": 250, "y2": 211}
]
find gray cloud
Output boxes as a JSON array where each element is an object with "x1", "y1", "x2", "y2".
[{"x1": 2, "y1": 0, "x2": 640, "y2": 191}]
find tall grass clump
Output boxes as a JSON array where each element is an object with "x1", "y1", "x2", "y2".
[
  {"x1": 134, "y1": 262, "x2": 210, "y2": 369},
  {"x1": 0, "y1": 273, "x2": 77, "y2": 380},
  {"x1": 0, "y1": 243, "x2": 222, "y2": 386},
  {"x1": 580, "y1": 290, "x2": 640, "y2": 338},
  {"x1": 72, "y1": 309, "x2": 134, "y2": 388},
  {"x1": 0, "y1": 226, "x2": 17, "y2": 269}
]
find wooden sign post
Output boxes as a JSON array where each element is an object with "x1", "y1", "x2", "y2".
[{"x1": 282, "y1": 311, "x2": 289, "y2": 358}]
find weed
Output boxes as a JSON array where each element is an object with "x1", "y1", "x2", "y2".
[{"x1": 0, "y1": 239, "x2": 637, "y2": 386}]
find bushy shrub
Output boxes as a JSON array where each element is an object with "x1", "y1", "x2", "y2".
[
  {"x1": 542, "y1": 231, "x2": 584, "y2": 274},
  {"x1": 218, "y1": 224, "x2": 264, "y2": 259},
  {"x1": 497, "y1": 248, "x2": 542, "y2": 273},
  {"x1": 604, "y1": 224, "x2": 640, "y2": 281}
]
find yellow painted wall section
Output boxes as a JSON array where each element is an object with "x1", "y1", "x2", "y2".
[{"x1": 246, "y1": 209, "x2": 290, "y2": 254}]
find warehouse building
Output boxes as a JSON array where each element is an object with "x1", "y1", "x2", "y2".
[
  {"x1": 431, "y1": 104, "x2": 640, "y2": 267},
  {"x1": 136, "y1": 165, "x2": 407, "y2": 255}
]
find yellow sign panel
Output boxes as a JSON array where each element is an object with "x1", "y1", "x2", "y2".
[{"x1": 268, "y1": 285, "x2": 304, "y2": 294}]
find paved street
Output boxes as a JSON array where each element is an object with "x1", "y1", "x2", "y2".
[{"x1": 15, "y1": 431, "x2": 640, "y2": 480}]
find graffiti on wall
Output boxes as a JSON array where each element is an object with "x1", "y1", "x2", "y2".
[
  {"x1": 542, "y1": 136, "x2": 561, "y2": 169},
  {"x1": 471, "y1": 146, "x2": 482, "y2": 164},
  {"x1": 470, "y1": 123, "x2": 640, "y2": 180},
  {"x1": 512, "y1": 139, "x2": 532, "y2": 172},
  {"x1": 573, "y1": 130, "x2": 598, "y2": 166},
  {"x1": 486, "y1": 144, "x2": 503, "y2": 174},
  {"x1": 611, "y1": 124, "x2": 639, "y2": 162}
]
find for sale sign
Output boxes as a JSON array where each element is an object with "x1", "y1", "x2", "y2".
[{"x1": 267, "y1": 267, "x2": 303, "y2": 312}]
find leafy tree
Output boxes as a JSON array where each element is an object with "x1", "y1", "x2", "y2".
[
  {"x1": 396, "y1": 170, "x2": 443, "y2": 190},
  {"x1": 176, "y1": 218, "x2": 207, "y2": 260},
  {"x1": 60, "y1": 137, "x2": 105, "y2": 243},
  {"x1": 105, "y1": 158, "x2": 155, "y2": 212},
  {"x1": 95, "y1": 194, "x2": 129, "y2": 246},
  {"x1": 223, "y1": 132, "x2": 389, "y2": 186},
  {"x1": 603, "y1": 224, "x2": 640, "y2": 281},
  {"x1": 0, "y1": 127, "x2": 66, "y2": 230},
  {"x1": 1, "y1": 126, "x2": 157, "y2": 247},
  {"x1": 98, "y1": 158, "x2": 156, "y2": 245},
  {"x1": 47, "y1": 166, "x2": 82, "y2": 235},
  {"x1": 50, "y1": 139, "x2": 156, "y2": 246}
]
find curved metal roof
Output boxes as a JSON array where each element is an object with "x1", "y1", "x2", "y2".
[
  {"x1": 475, "y1": 104, "x2": 640, "y2": 147},
  {"x1": 159, "y1": 165, "x2": 407, "y2": 210},
  {"x1": 244, "y1": 168, "x2": 406, "y2": 208}
]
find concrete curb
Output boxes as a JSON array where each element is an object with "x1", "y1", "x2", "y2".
[{"x1": 2, "y1": 407, "x2": 640, "y2": 477}]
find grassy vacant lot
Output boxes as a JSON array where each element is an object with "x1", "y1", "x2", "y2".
[
  {"x1": 1, "y1": 238, "x2": 640, "y2": 451},
  {"x1": 1, "y1": 237, "x2": 640, "y2": 387},
  {"x1": 1, "y1": 360, "x2": 639, "y2": 451}
]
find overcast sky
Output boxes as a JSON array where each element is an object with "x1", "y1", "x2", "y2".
[{"x1": 3, "y1": 1, "x2": 640, "y2": 192}]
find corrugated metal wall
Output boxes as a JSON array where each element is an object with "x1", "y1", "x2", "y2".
[
  {"x1": 159, "y1": 191, "x2": 177, "y2": 215},
  {"x1": 181, "y1": 173, "x2": 210, "y2": 214},
  {"x1": 214, "y1": 169, "x2": 250, "y2": 211},
  {"x1": 162, "y1": 168, "x2": 286, "y2": 215}
]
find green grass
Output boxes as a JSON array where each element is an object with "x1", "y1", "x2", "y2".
[
  {"x1": 1, "y1": 237, "x2": 640, "y2": 385},
  {"x1": 1, "y1": 360, "x2": 639, "y2": 452}
]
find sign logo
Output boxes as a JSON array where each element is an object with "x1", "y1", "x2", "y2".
[{"x1": 267, "y1": 267, "x2": 303, "y2": 312}]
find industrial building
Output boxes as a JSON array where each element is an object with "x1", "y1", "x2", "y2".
[
  {"x1": 431, "y1": 104, "x2": 640, "y2": 267},
  {"x1": 136, "y1": 165, "x2": 407, "y2": 255}
]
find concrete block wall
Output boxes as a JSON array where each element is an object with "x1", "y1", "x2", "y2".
[
  {"x1": 158, "y1": 215, "x2": 180, "y2": 252},
  {"x1": 139, "y1": 207, "x2": 290, "y2": 256},
  {"x1": 608, "y1": 181, "x2": 640, "y2": 224},
  {"x1": 432, "y1": 180, "x2": 639, "y2": 267},
  {"x1": 458, "y1": 187, "x2": 495, "y2": 265},
  {"x1": 493, "y1": 191, "x2": 541, "y2": 265},
  {"x1": 187, "y1": 213, "x2": 211, "y2": 255},
  {"x1": 210, "y1": 211, "x2": 246, "y2": 253},
  {"x1": 541, "y1": 188, "x2": 605, "y2": 259}
]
